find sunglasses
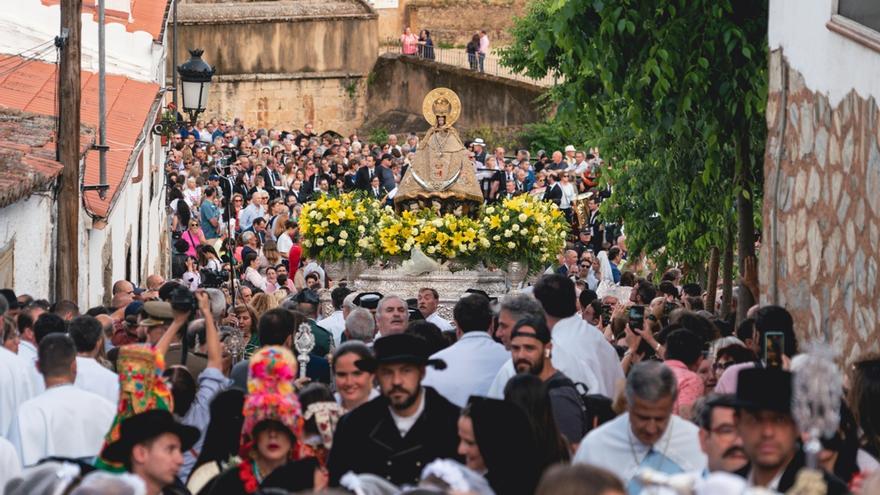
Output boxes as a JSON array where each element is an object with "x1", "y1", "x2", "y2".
[{"x1": 190, "y1": 223, "x2": 199, "y2": 227}]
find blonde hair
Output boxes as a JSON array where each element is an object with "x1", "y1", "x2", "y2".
[{"x1": 249, "y1": 292, "x2": 278, "y2": 319}]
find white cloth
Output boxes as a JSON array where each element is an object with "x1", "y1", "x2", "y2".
[
  {"x1": 17, "y1": 341, "x2": 36, "y2": 364},
  {"x1": 573, "y1": 413, "x2": 706, "y2": 487},
  {"x1": 487, "y1": 343, "x2": 601, "y2": 399},
  {"x1": 425, "y1": 312, "x2": 454, "y2": 332},
  {"x1": 244, "y1": 266, "x2": 267, "y2": 291},
  {"x1": 303, "y1": 262, "x2": 326, "y2": 285},
  {"x1": 422, "y1": 332, "x2": 509, "y2": 407},
  {"x1": 597, "y1": 251, "x2": 614, "y2": 282},
  {"x1": 0, "y1": 348, "x2": 36, "y2": 438},
  {"x1": 74, "y1": 357, "x2": 119, "y2": 405},
  {"x1": 0, "y1": 436, "x2": 20, "y2": 488},
  {"x1": 559, "y1": 182, "x2": 577, "y2": 209},
  {"x1": 8, "y1": 384, "x2": 115, "y2": 466},
  {"x1": 319, "y1": 310, "x2": 346, "y2": 348},
  {"x1": 551, "y1": 314, "x2": 624, "y2": 397}
]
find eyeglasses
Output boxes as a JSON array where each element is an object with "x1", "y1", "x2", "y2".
[
  {"x1": 708, "y1": 424, "x2": 737, "y2": 437},
  {"x1": 713, "y1": 360, "x2": 734, "y2": 371},
  {"x1": 233, "y1": 198, "x2": 243, "y2": 203},
  {"x1": 190, "y1": 223, "x2": 199, "y2": 227}
]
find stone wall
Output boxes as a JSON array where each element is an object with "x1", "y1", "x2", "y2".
[
  {"x1": 363, "y1": 52, "x2": 544, "y2": 134},
  {"x1": 399, "y1": 0, "x2": 527, "y2": 47},
  {"x1": 760, "y1": 50, "x2": 880, "y2": 364},
  {"x1": 205, "y1": 74, "x2": 368, "y2": 134}
]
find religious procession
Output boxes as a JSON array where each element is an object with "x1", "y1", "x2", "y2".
[{"x1": 0, "y1": 1, "x2": 878, "y2": 495}]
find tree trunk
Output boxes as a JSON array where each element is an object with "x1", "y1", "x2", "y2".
[
  {"x1": 705, "y1": 246, "x2": 720, "y2": 314},
  {"x1": 735, "y1": 131, "x2": 757, "y2": 324},
  {"x1": 721, "y1": 223, "x2": 734, "y2": 319}
]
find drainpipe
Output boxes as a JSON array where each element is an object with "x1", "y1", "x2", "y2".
[{"x1": 97, "y1": 0, "x2": 107, "y2": 199}]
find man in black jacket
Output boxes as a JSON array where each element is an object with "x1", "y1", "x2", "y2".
[
  {"x1": 328, "y1": 333, "x2": 460, "y2": 486},
  {"x1": 355, "y1": 155, "x2": 395, "y2": 192},
  {"x1": 732, "y1": 368, "x2": 849, "y2": 494}
]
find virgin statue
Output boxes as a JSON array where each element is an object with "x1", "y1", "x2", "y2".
[{"x1": 394, "y1": 88, "x2": 484, "y2": 216}]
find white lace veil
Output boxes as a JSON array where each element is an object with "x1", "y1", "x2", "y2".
[{"x1": 596, "y1": 250, "x2": 614, "y2": 282}]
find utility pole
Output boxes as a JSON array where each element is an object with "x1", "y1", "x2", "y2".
[{"x1": 56, "y1": 0, "x2": 82, "y2": 303}]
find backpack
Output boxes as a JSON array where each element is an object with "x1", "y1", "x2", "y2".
[{"x1": 545, "y1": 375, "x2": 616, "y2": 435}]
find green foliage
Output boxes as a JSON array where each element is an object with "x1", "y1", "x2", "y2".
[
  {"x1": 500, "y1": 0, "x2": 767, "y2": 271},
  {"x1": 367, "y1": 126, "x2": 389, "y2": 145}
]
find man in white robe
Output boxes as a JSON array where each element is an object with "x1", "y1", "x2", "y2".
[
  {"x1": 487, "y1": 292, "x2": 601, "y2": 398},
  {"x1": 417, "y1": 288, "x2": 455, "y2": 332},
  {"x1": 0, "y1": 345, "x2": 34, "y2": 439},
  {"x1": 574, "y1": 361, "x2": 706, "y2": 494},
  {"x1": 69, "y1": 315, "x2": 119, "y2": 405},
  {"x1": 8, "y1": 334, "x2": 115, "y2": 466},
  {"x1": 422, "y1": 295, "x2": 508, "y2": 407},
  {"x1": 533, "y1": 274, "x2": 624, "y2": 397}
]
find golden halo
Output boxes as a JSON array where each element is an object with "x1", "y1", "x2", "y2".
[{"x1": 422, "y1": 88, "x2": 461, "y2": 128}]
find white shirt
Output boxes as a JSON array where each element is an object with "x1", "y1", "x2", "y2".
[
  {"x1": 318, "y1": 310, "x2": 346, "y2": 347},
  {"x1": 17, "y1": 341, "x2": 36, "y2": 364},
  {"x1": 74, "y1": 357, "x2": 119, "y2": 405},
  {"x1": 559, "y1": 182, "x2": 577, "y2": 209},
  {"x1": 8, "y1": 384, "x2": 115, "y2": 466},
  {"x1": 276, "y1": 232, "x2": 294, "y2": 255},
  {"x1": 573, "y1": 413, "x2": 706, "y2": 486},
  {"x1": 389, "y1": 388, "x2": 426, "y2": 437},
  {"x1": 425, "y1": 312, "x2": 454, "y2": 332},
  {"x1": 422, "y1": 332, "x2": 509, "y2": 407},
  {"x1": 552, "y1": 314, "x2": 624, "y2": 397},
  {"x1": 0, "y1": 348, "x2": 36, "y2": 438},
  {"x1": 487, "y1": 342, "x2": 601, "y2": 399},
  {"x1": 0, "y1": 436, "x2": 20, "y2": 488}
]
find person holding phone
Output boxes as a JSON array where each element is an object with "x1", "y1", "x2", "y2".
[{"x1": 714, "y1": 306, "x2": 798, "y2": 394}]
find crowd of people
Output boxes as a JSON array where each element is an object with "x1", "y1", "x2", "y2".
[{"x1": 0, "y1": 119, "x2": 877, "y2": 495}]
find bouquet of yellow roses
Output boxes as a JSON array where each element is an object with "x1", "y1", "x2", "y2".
[
  {"x1": 377, "y1": 208, "x2": 487, "y2": 263},
  {"x1": 479, "y1": 195, "x2": 568, "y2": 273},
  {"x1": 298, "y1": 192, "x2": 383, "y2": 263}
]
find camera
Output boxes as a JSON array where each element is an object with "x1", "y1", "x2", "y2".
[
  {"x1": 168, "y1": 286, "x2": 197, "y2": 313},
  {"x1": 200, "y1": 269, "x2": 229, "y2": 289}
]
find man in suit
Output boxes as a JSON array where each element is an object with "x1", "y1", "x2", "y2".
[
  {"x1": 355, "y1": 155, "x2": 394, "y2": 192},
  {"x1": 301, "y1": 163, "x2": 328, "y2": 202},
  {"x1": 543, "y1": 171, "x2": 562, "y2": 206},
  {"x1": 261, "y1": 159, "x2": 284, "y2": 200},
  {"x1": 369, "y1": 175, "x2": 387, "y2": 200},
  {"x1": 733, "y1": 368, "x2": 849, "y2": 494},
  {"x1": 500, "y1": 179, "x2": 522, "y2": 201},
  {"x1": 586, "y1": 198, "x2": 604, "y2": 252},
  {"x1": 328, "y1": 333, "x2": 460, "y2": 486}
]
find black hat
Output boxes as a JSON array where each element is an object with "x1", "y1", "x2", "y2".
[
  {"x1": 101, "y1": 410, "x2": 200, "y2": 463},
  {"x1": 293, "y1": 289, "x2": 320, "y2": 305},
  {"x1": 733, "y1": 367, "x2": 793, "y2": 413},
  {"x1": 356, "y1": 333, "x2": 446, "y2": 372},
  {"x1": 353, "y1": 291, "x2": 383, "y2": 310},
  {"x1": 380, "y1": 154, "x2": 393, "y2": 162},
  {"x1": 0, "y1": 289, "x2": 19, "y2": 310}
]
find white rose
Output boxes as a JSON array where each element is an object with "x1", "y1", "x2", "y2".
[
  {"x1": 507, "y1": 242, "x2": 516, "y2": 249},
  {"x1": 316, "y1": 238, "x2": 325, "y2": 246},
  {"x1": 511, "y1": 224, "x2": 520, "y2": 232},
  {"x1": 340, "y1": 230, "x2": 349, "y2": 239},
  {"x1": 327, "y1": 236, "x2": 335, "y2": 243},
  {"x1": 503, "y1": 230, "x2": 513, "y2": 238},
  {"x1": 486, "y1": 207, "x2": 495, "y2": 214},
  {"x1": 518, "y1": 213, "x2": 528, "y2": 223},
  {"x1": 411, "y1": 228, "x2": 420, "y2": 236},
  {"x1": 532, "y1": 236, "x2": 540, "y2": 244},
  {"x1": 427, "y1": 246, "x2": 437, "y2": 254},
  {"x1": 480, "y1": 239, "x2": 490, "y2": 248},
  {"x1": 469, "y1": 244, "x2": 477, "y2": 251},
  {"x1": 358, "y1": 238, "x2": 369, "y2": 248},
  {"x1": 502, "y1": 215, "x2": 510, "y2": 222},
  {"x1": 459, "y1": 244, "x2": 467, "y2": 252},
  {"x1": 321, "y1": 221, "x2": 329, "y2": 228},
  {"x1": 339, "y1": 239, "x2": 347, "y2": 246},
  {"x1": 433, "y1": 218, "x2": 443, "y2": 227},
  {"x1": 358, "y1": 225, "x2": 365, "y2": 233},
  {"x1": 493, "y1": 235, "x2": 501, "y2": 241},
  {"x1": 302, "y1": 239, "x2": 312, "y2": 247},
  {"x1": 537, "y1": 227, "x2": 545, "y2": 234}
]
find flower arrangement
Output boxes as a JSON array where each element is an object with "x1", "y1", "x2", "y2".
[
  {"x1": 298, "y1": 192, "x2": 383, "y2": 263},
  {"x1": 297, "y1": 193, "x2": 568, "y2": 273},
  {"x1": 377, "y1": 208, "x2": 487, "y2": 262},
  {"x1": 479, "y1": 195, "x2": 568, "y2": 271}
]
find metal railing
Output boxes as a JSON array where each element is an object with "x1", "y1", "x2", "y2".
[{"x1": 383, "y1": 43, "x2": 557, "y2": 87}]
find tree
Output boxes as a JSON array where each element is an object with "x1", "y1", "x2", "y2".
[{"x1": 502, "y1": 0, "x2": 766, "y2": 316}]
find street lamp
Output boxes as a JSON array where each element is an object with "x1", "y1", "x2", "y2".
[{"x1": 177, "y1": 48, "x2": 215, "y2": 124}]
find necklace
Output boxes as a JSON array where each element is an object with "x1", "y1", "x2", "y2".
[
  {"x1": 431, "y1": 130, "x2": 452, "y2": 157},
  {"x1": 627, "y1": 419, "x2": 673, "y2": 473}
]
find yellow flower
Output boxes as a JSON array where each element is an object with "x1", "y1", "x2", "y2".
[{"x1": 489, "y1": 216, "x2": 501, "y2": 229}]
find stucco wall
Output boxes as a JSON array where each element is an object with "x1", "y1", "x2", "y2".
[
  {"x1": 363, "y1": 53, "x2": 543, "y2": 133},
  {"x1": 762, "y1": 0, "x2": 880, "y2": 363},
  {"x1": 0, "y1": 195, "x2": 57, "y2": 299},
  {"x1": 403, "y1": 0, "x2": 525, "y2": 47}
]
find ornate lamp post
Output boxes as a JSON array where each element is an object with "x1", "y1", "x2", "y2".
[{"x1": 177, "y1": 48, "x2": 215, "y2": 124}]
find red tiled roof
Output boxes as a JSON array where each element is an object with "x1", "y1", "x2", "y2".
[
  {"x1": 40, "y1": 0, "x2": 171, "y2": 42},
  {"x1": 0, "y1": 57, "x2": 160, "y2": 217},
  {"x1": 0, "y1": 110, "x2": 67, "y2": 209}
]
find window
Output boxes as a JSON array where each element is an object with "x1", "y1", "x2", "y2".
[{"x1": 828, "y1": 0, "x2": 880, "y2": 52}]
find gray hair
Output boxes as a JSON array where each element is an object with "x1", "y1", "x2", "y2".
[
  {"x1": 499, "y1": 293, "x2": 544, "y2": 321},
  {"x1": 345, "y1": 308, "x2": 376, "y2": 343},
  {"x1": 342, "y1": 292, "x2": 359, "y2": 312},
  {"x1": 625, "y1": 361, "x2": 678, "y2": 404},
  {"x1": 377, "y1": 295, "x2": 405, "y2": 314},
  {"x1": 241, "y1": 231, "x2": 255, "y2": 244},
  {"x1": 205, "y1": 288, "x2": 226, "y2": 321},
  {"x1": 70, "y1": 470, "x2": 146, "y2": 495}
]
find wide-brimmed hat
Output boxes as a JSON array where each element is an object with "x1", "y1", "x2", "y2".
[
  {"x1": 357, "y1": 333, "x2": 446, "y2": 372},
  {"x1": 101, "y1": 410, "x2": 199, "y2": 463},
  {"x1": 733, "y1": 367, "x2": 792, "y2": 413}
]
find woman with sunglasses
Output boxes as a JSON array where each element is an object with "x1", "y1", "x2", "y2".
[{"x1": 183, "y1": 219, "x2": 208, "y2": 258}]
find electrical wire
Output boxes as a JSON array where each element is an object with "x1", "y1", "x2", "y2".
[
  {"x1": 0, "y1": 45, "x2": 56, "y2": 78},
  {"x1": 0, "y1": 39, "x2": 54, "y2": 66}
]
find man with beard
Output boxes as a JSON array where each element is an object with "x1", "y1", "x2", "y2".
[
  {"x1": 695, "y1": 394, "x2": 748, "y2": 474},
  {"x1": 328, "y1": 333, "x2": 460, "y2": 486},
  {"x1": 509, "y1": 315, "x2": 585, "y2": 446}
]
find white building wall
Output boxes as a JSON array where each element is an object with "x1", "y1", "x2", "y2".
[
  {"x1": 0, "y1": 0, "x2": 160, "y2": 82},
  {"x1": 769, "y1": 0, "x2": 880, "y2": 104},
  {"x1": 0, "y1": 194, "x2": 56, "y2": 299}
]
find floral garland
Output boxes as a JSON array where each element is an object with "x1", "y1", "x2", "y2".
[{"x1": 238, "y1": 458, "x2": 259, "y2": 494}]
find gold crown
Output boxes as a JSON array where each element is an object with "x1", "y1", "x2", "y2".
[{"x1": 432, "y1": 97, "x2": 452, "y2": 117}]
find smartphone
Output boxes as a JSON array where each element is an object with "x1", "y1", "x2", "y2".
[
  {"x1": 628, "y1": 305, "x2": 645, "y2": 331},
  {"x1": 764, "y1": 331, "x2": 785, "y2": 368},
  {"x1": 601, "y1": 304, "x2": 613, "y2": 326},
  {"x1": 663, "y1": 302, "x2": 676, "y2": 316}
]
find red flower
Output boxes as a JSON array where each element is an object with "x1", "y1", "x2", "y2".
[{"x1": 239, "y1": 460, "x2": 259, "y2": 494}]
